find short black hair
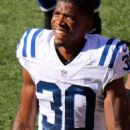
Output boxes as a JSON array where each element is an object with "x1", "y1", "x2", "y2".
[{"x1": 57, "y1": 0, "x2": 95, "y2": 18}]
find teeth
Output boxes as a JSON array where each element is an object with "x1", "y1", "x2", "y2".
[{"x1": 56, "y1": 29, "x2": 64, "y2": 34}]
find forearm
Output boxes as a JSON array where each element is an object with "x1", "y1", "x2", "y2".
[
  {"x1": 12, "y1": 123, "x2": 31, "y2": 130},
  {"x1": 13, "y1": 124, "x2": 33, "y2": 130},
  {"x1": 125, "y1": 74, "x2": 130, "y2": 98},
  {"x1": 12, "y1": 69, "x2": 37, "y2": 130},
  {"x1": 12, "y1": 111, "x2": 34, "y2": 130},
  {"x1": 12, "y1": 100, "x2": 37, "y2": 130},
  {"x1": 104, "y1": 95, "x2": 130, "y2": 130},
  {"x1": 28, "y1": 96, "x2": 38, "y2": 129}
]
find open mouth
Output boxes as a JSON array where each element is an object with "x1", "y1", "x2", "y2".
[
  {"x1": 55, "y1": 29, "x2": 68, "y2": 36},
  {"x1": 54, "y1": 29, "x2": 69, "y2": 42}
]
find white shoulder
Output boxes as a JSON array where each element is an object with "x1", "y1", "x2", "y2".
[
  {"x1": 16, "y1": 28, "x2": 53, "y2": 59},
  {"x1": 86, "y1": 34, "x2": 130, "y2": 80},
  {"x1": 110, "y1": 40, "x2": 130, "y2": 79}
]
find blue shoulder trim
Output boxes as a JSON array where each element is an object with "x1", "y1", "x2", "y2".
[
  {"x1": 99, "y1": 38, "x2": 115, "y2": 66},
  {"x1": 22, "y1": 29, "x2": 43, "y2": 58},
  {"x1": 108, "y1": 41, "x2": 124, "y2": 68},
  {"x1": 31, "y1": 29, "x2": 43, "y2": 57},
  {"x1": 22, "y1": 29, "x2": 32, "y2": 57}
]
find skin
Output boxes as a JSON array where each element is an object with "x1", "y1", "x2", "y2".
[
  {"x1": 12, "y1": 69, "x2": 38, "y2": 130},
  {"x1": 123, "y1": 41, "x2": 130, "y2": 94},
  {"x1": 12, "y1": 1, "x2": 130, "y2": 130},
  {"x1": 125, "y1": 74, "x2": 130, "y2": 89},
  {"x1": 104, "y1": 78, "x2": 130, "y2": 130},
  {"x1": 51, "y1": 1, "x2": 92, "y2": 61},
  {"x1": 125, "y1": 74, "x2": 130, "y2": 109}
]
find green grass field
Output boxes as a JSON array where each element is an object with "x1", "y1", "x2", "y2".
[{"x1": 0, "y1": 0, "x2": 130, "y2": 130}]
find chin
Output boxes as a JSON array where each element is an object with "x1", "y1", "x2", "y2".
[
  {"x1": 54, "y1": 38, "x2": 65, "y2": 46},
  {"x1": 55, "y1": 42, "x2": 63, "y2": 47}
]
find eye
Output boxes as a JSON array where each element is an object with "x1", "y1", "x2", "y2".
[
  {"x1": 64, "y1": 14, "x2": 75, "y2": 20},
  {"x1": 53, "y1": 11, "x2": 60, "y2": 16}
]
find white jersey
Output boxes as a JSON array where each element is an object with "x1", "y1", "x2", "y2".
[{"x1": 16, "y1": 28, "x2": 130, "y2": 130}]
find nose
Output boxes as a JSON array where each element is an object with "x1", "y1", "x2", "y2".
[{"x1": 58, "y1": 14, "x2": 65, "y2": 26}]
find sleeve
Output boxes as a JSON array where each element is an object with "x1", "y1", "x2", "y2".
[
  {"x1": 16, "y1": 28, "x2": 43, "y2": 71},
  {"x1": 16, "y1": 29, "x2": 30, "y2": 59},
  {"x1": 101, "y1": 40, "x2": 130, "y2": 89},
  {"x1": 111, "y1": 41, "x2": 130, "y2": 80},
  {"x1": 16, "y1": 29, "x2": 32, "y2": 71},
  {"x1": 37, "y1": 0, "x2": 57, "y2": 12}
]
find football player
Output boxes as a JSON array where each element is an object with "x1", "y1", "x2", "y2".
[
  {"x1": 12, "y1": 0, "x2": 130, "y2": 130},
  {"x1": 37, "y1": 0, "x2": 130, "y2": 108},
  {"x1": 37, "y1": 0, "x2": 101, "y2": 34}
]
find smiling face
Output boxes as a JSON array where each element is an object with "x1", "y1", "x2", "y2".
[{"x1": 51, "y1": 1, "x2": 93, "y2": 48}]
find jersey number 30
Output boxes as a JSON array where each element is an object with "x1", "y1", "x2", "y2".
[{"x1": 37, "y1": 81, "x2": 96, "y2": 130}]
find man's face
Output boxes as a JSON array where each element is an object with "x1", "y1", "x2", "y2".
[{"x1": 51, "y1": 1, "x2": 92, "y2": 47}]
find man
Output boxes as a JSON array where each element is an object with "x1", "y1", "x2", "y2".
[
  {"x1": 37, "y1": 0, "x2": 130, "y2": 109},
  {"x1": 12, "y1": 0, "x2": 130, "y2": 130},
  {"x1": 37, "y1": 0, "x2": 101, "y2": 34},
  {"x1": 38, "y1": 0, "x2": 130, "y2": 103}
]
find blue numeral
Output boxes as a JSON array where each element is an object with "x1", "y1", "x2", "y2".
[
  {"x1": 37, "y1": 81, "x2": 96, "y2": 130},
  {"x1": 37, "y1": 81, "x2": 62, "y2": 129}
]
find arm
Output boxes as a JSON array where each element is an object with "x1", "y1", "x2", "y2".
[
  {"x1": 104, "y1": 77, "x2": 130, "y2": 130},
  {"x1": 125, "y1": 73, "x2": 130, "y2": 89},
  {"x1": 125, "y1": 73, "x2": 130, "y2": 110},
  {"x1": 12, "y1": 68, "x2": 38, "y2": 130}
]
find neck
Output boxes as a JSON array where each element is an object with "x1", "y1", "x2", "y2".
[
  {"x1": 55, "y1": 38, "x2": 86, "y2": 62},
  {"x1": 56, "y1": 47, "x2": 73, "y2": 62}
]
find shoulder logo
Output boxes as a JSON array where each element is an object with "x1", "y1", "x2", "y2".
[{"x1": 122, "y1": 51, "x2": 130, "y2": 71}]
